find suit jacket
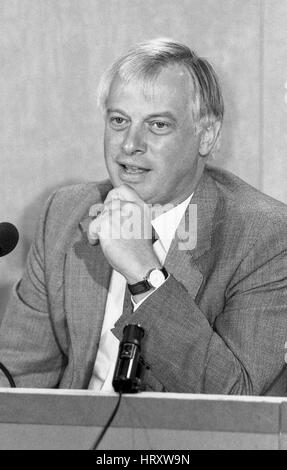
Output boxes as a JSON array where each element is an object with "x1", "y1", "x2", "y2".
[{"x1": 1, "y1": 165, "x2": 287, "y2": 395}]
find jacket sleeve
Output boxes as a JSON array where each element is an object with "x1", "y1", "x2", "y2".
[
  {"x1": 113, "y1": 219, "x2": 287, "y2": 395},
  {"x1": 0, "y1": 193, "x2": 66, "y2": 388}
]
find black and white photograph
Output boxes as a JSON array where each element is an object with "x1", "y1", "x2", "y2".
[{"x1": 0, "y1": 0, "x2": 287, "y2": 452}]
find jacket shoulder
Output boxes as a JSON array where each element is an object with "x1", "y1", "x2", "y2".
[
  {"x1": 51, "y1": 179, "x2": 112, "y2": 209},
  {"x1": 206, "y1": 164, "x2": 287, "y2": 223},
  {"x1": 204, "y1": 165, "x2": 287, "y2": 257},
  {"x1": 48, "y1": 179, "x2": 112, "y2": 218},
  {"x1": 40, "y1": 179, "x2": 113, "y2": 245}
]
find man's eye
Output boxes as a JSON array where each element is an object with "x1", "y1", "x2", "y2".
[
  {"x1": 149, "y1": 121, "x2": 171, "y2": 133},
  {"x1": 110, "y1": 117, "x2": 128, "y2": 128}
]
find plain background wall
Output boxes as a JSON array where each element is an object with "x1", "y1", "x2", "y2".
[{"x1": 1, "y1": 0, "x2": 287, "y2": 319}]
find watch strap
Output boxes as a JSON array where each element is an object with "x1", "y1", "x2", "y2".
[{"x1": 128, "y1": 267, "x2": 168, "y2": 296}]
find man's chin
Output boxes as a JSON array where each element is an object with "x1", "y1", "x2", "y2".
[{"x1": 110, "y1": 179, "x2": 154, "y2": 204}]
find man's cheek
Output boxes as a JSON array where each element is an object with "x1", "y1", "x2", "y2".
[
  {"x1": 106, "y1": 139, "x2": 123, "y2": 160},
  {"x1": 105, "y1": 128, "x2": 119, "y2": 147}
]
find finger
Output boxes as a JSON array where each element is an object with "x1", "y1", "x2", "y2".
[
  {"x1": 105, "y1": 184, "x2": 144, "y2": 205},
  {"x1": 88, "y1": 217, "x2": 101, "y2": 245},
  {"x1": 89, "y1": 203, "x2": 104, "y2": 218}
]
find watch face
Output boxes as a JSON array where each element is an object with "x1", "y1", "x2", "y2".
[{"x1": 148, "y1": 269, "x2": 165, "y2": 288}]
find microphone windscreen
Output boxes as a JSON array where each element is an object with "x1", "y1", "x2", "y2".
[{"x1": 0, "y1": 223, "x2": 19, "y2": 257}]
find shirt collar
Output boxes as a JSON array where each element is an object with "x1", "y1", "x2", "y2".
[{"x1": 151, "y1": 194, "x2": 193, "y2": 254}]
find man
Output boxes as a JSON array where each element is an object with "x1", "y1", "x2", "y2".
[{"x1": 0, "y1": 38, "x2": 287, "y2": 395}]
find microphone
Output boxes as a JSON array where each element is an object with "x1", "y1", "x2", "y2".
[
  {"x1": 113, "y1": 324, "x2": 145, "y2": 393},
  {"x1": 0, "y1": 223, "x2": 19, "y2": 257}
]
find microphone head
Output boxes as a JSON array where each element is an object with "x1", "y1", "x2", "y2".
[{"x1": 0, "y1": 223, "x2": 19, "y2": 257}]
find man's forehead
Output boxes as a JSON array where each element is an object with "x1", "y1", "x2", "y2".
[{"x1": 107, "y1": 64, "x2": 194, "y2": 107}]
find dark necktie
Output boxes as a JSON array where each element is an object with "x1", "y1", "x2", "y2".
[{"x1": 152, "y1": 227, "x2": 158, "y2": 244}]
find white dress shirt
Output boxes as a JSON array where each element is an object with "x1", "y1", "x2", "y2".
[{"x1": 88, "y1": 194, "x2": 193, "y2": 391}]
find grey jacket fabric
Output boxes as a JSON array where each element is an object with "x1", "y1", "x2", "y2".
[{"x1": 1, "y1": 164, "x2": 287, "y2": 395}]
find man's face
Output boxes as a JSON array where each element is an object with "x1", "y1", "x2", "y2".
[{"x1": 104, "y1": 65, "x2": 205, "y2": 206}]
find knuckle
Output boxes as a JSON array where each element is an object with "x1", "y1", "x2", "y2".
[{"x1": 123, "y1": 201, "x2": 135, "y2": 213}]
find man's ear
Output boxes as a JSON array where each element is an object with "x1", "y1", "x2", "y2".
[{"x1": 199, "y1": 121, "x2": 222, "y2": 156}]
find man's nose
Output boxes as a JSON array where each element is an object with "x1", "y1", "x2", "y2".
[{"x1": 121, "y1": 125, "x2": 147, "y2": 155}]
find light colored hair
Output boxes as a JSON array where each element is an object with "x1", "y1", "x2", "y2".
[{"x1": 97, "y1": 38, "x2": 224, "y2": 128}]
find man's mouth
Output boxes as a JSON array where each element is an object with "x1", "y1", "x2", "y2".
[{"x1": 119, "y1": 163, "x2": 150, "y2": 174}]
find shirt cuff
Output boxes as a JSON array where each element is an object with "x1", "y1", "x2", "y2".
[{"x1": 131, "y1": 275, "x2": 170, "y2": 312}]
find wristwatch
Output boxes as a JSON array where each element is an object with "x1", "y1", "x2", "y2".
[{"x1": 128, "y1": 267, "x2": 169, "y2": 296}]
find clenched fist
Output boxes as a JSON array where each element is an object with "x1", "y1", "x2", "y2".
[{"x1": 88, "y1": 185, "x2": 161, "y2": 284}]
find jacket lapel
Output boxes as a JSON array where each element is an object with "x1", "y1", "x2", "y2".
[
  {"x1": 165, "y1": 169, "x2": 219, "y2": 300},
  {"x1": 63, "y1": 186, "x2": 113, "y2": 389}
]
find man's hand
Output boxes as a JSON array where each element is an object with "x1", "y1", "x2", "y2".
[{"x1": 88, "y1": 185, "x2": 161, "y2": 284}]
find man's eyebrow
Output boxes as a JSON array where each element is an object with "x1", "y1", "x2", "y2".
[
  {"x1": 145, "y1": 112, "x2": 177, "y2": 122},
  {"x1": 106, "y1": 108, "x2": 128, "y2": 116},
  {"x1": 106, "y1": 109, "x2": 177, "y2": 123}
]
